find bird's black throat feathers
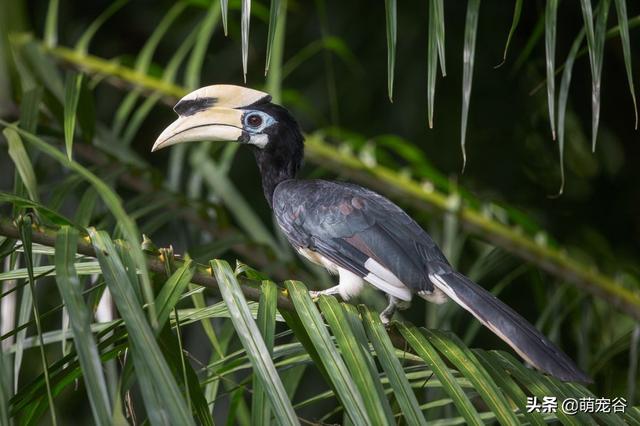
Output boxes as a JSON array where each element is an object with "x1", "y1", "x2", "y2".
[{"x1": 249, "y1": 103, "x2": 304, "y2": 206}]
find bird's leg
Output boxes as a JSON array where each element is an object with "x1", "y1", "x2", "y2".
[
  {"x1": 380, "y1": 296, "x2": 399, "y2": 325},
  {"x1": 309, "y1": 285, "x2": 341, "y2": 300},
  {"x1": 380, "y1": 296, "x2": 411, "y2": 325},
  {"x1": 309, "y1": 267, "x2": 365, "y2": 301}
]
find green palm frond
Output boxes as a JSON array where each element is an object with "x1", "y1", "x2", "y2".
[
  {"x1": 1, "y1": 1, "x2": 639, "y2": 424},
  {"x1": 0, "y1": 219, "x2": 629, "y2": 424}
]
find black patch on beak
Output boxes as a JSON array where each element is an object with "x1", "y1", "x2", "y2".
[
  {"x1": 238, "y1": 131, "x2": 251, "y2": 143},
  {"x1": 174, "y1": 97, "x2": 217, "y2": 116}
]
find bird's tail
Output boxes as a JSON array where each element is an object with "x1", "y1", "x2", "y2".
[{"x1": 428, "y1": 270, "x2": 592, "y2": 383}]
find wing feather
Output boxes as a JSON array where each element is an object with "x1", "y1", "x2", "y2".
[{"x1": 273, "y1": 179, "x2": 444, "y2": 295}]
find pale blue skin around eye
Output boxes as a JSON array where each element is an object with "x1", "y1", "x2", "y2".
[{"x1": 243, "y1": 111, "x2": 276, "y2": 133}]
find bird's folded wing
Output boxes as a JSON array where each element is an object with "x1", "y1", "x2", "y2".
[
  {"x1": 308, "y1": 234, "x2": 413, "y2": 300},
  {"x1": 274, "y1": 180, "x2": 447, "y2": 296}
]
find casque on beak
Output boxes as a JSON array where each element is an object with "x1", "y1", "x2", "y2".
[{"x1": 151, "y1": 84, "x2": 271, "y2": 152}]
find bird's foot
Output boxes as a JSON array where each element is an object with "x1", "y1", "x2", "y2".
[
  {"x1": 309, "y1": 285, "x2": 341, "y2": 301},
  {"x1": 379, "y1": 312, "x2": 392, "y2": 327},
  {"x1": 379, "y1": 295, "x2": 408, "y2": 327}
]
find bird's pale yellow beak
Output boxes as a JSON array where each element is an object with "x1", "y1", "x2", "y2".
[
  {"x1": 151, "y1": 107, "x2": 244, "y2": 152},
  {"x1": 151, "y1": 84, "x2": 270, "y2": 152}
]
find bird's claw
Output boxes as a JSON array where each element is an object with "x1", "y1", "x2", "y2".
[
  {"x1": 380, "y1": 313, "x2": 391, "y2": 327},
  {"x1": 309, "y1": 290, "x2": 320, "y2": 301}
]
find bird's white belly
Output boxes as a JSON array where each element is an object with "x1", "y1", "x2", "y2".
[{"x1": 336, "y1": 267, "x2": 365, "y2": 300}]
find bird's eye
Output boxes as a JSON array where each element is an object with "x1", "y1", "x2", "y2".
[{"x1": 246, "y1": 113, "x2": 263, "y2": 128}]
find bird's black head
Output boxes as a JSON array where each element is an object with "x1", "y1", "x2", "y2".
[
  {"x1": 152, "y1": 84, "x2": 304, "y2": 205},
  {"x1": 243, "y1": 101, "x2": 304, "y2": 191}
]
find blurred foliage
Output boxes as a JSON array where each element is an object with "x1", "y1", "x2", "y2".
[{"x1": 0, "y1": 0, "x2": 639, "y2": 424}]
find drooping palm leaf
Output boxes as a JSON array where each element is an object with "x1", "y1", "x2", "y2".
[
  {"x1": 613, "y1": 0, "x2": 638, "y2": 129},
  {"x1": 460, "y1": 0, "x2": 480, "y2": 171},
  {"x1": 383, "y1": 0, "x2": 397, "y2": 102},
  {"x1": 318, "y1": 297, "x2": 394, "y2": 425},
  {"x1": 579, "y1": 0, "x2": 611, "y2": 151},
  {"x1": 556, "y1": 29, "x2": 585, "y2": 195},
  {"x1": 496, "y1": 0, "x2": 522, "y2": 67},
  {"x1": 4, "y1": 129, "x2": 38, "y2": 202},
  {"x1": 286, "y1": 281, "x2": 371, "y2": 425},
  {"x1": 54, "y1": 227, "x2": 111, "y2": 425},
  {"x1": 0, "y1": 123, "x2": 159, "y2": 329},
  {"x1": 427, "y1": 0, "x2": 440, "y2": 129},
  {"x1": 398, "y1": 322, "x2": 483, "y2": 425},
  {"x1": 241, "y1": 0, "x2": 251, "y2": 83},
  {"x1": 251, "y1": 281, "x2": 278, "y2": 426},
  {"x1": 63, "y1": 72, "x2": 83, "y2": 160},
  {"x1": 544, "y1": 0, "x2": 558, "y2": 140},
  {"x1": 212, "y1": 260, "x2": 298, "y2": 425},
  {"x1": 89, "y1": 230, "x2": 194, "y2": 426},
  {"x1": 360, "y1": 307, "x2": 426, "y2": 425},
  {"x1": 17, "y1": 217, "x2": 58, "y2": 426}
]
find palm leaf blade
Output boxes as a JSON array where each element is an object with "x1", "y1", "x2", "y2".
[
  {"x1": 579, "y1": 0, "x2": 611, "y2": 151},
  {"x1": 497, "y1": 0, "x2": 522, "y2": 66},
  {"x1": 435, "y1": 0, "x2": 446, "y2": 76},
  {"x1": 265, "y1": 0, "x2": 282, "y2": 74},
  {"x1": 241, "y1": 0, "x2": 251, "y2": 82},
  {"x1": 54, "y1": 227, "x2": 111, "y2": 425},
  {"x1": 74, "y1": 0, "x2": 128, "y2": 54},
  {"x1": 474, "y1": 349, "x2": 546, "y2": 426},
  {"x1": 0, "y1": 347, "x2": 9, "y2": 426},
  {"x1": 89, "y1": 229, "x2": 194, "y2": 426},
  {"x1": 398, "y1": 323, "x2": 483, "y2": 426},
  {"x1": 556, "y1": 30, "x2": 585, "y2": 195},
  {"x1": 212, "y1": 261, "x2": 299, "y2": 425},
  {"x1": 319, "y1": 297, "x2": 394, "y2": 425},
  {"x1": 220, "y1": 0, "x2": 229, "y2": 35},
  {"x1": 494, "y1": 351, "x2": 582, "y2": 426},
  {"x1": 154, "y1": 259, "x2": 196, "y2": 329},
  {"x1": 427, "y1": 0, "x2": 439, "y2": 128},
  {"x1": 613, "y1": 0, "x2": 638, "y2": 129},
  {"x1": 286, "y1": 281, "x2": 370, "y2": 425},
  {"x1": 44, "y1": 0, "x2": 59, "y2": 47},
  {"x1": 383, "y1": 0, "x2": 397, "y2": 101},
  {"x1": 360, "y1": 308, "x2": 426, "y2": 426},
  {"x1": 0, "y1": 124, "x2": 158, "y2": 329},
  {"x1": 17, "y1": 217, "x2": 58, "y2": 425},
  {"x1": 460, "y1": 0, "x2": 480, "y2": 170},
  {"x1": 63, "y1": 72, "x2": 83, "y2": 160},
  {"x1": 4, "y1": 129, "x2": 38, "y2": 202},
  {"x1": 251, "y1": 281, "x2": 278, "y2": 426},
  {"x1": 424, "y1": 329, "x2": 519, "y2": 425},
  {"x1": 544, "y1": 0, "x2": 558, "y2": 140},
  {"x1": 19, "y1": 87, "x2": 42, "y2": 134}
]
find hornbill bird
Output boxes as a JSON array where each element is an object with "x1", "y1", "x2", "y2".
[{"x1": 152, "y1": 84, "x2": 591, "y2": 383}]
